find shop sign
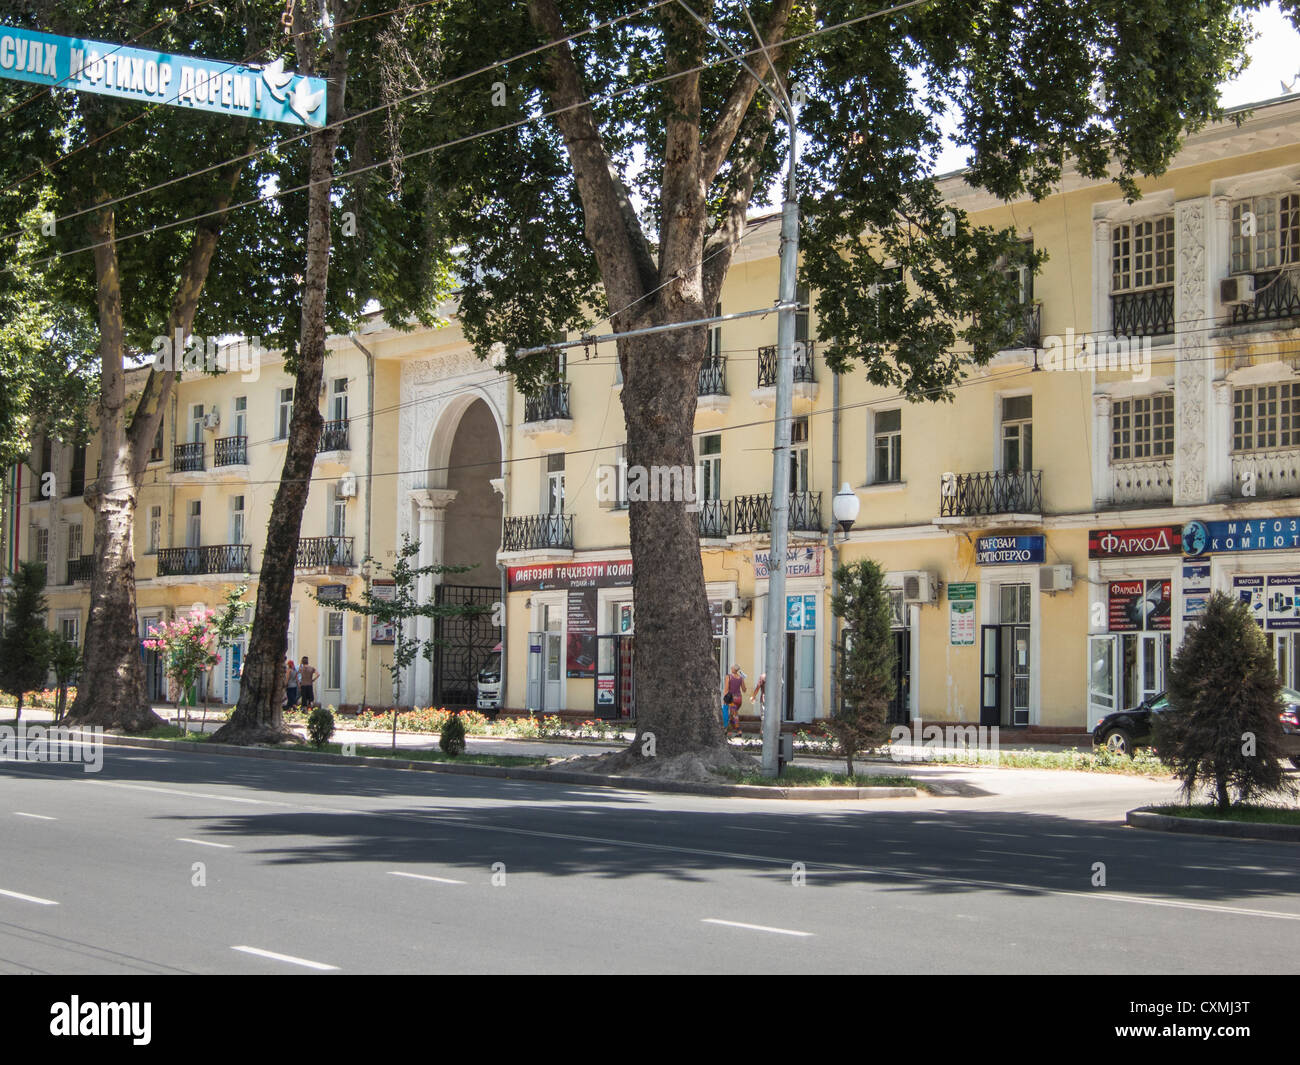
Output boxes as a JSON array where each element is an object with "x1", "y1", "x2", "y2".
[
  {"x1": 1181, "y1": 563, "x2": 1210, "y2": 622},
  {"x1": 975, "y1": 535, "x2": 1044, "y2": 565},
  {"x1": 508, "y1": 559, "x2": 632, "y2": 591},
  {"x1": 1232, "y1": 574, "x2": 1300, "y2": 630},
  {"x1": 1108, "y1": 579, "x2": 1171, "y2": 632},
  {"x1": 754, "y1": 545, "x2": 823, "y2": 578},
  {"x1": 596, "y1": 676, "x2": 616, "y2": 706},
  {"x1": 1182, "y1": 518, "x2": 1300, "y2": 556},
  {"x1": 369, "y1": 580, "x2": 395, "y2": 644},
  {"x1": 947, "y1": 582, "x2": 977, "y2": 601},
  {"x1": 949, "y1": 599, "x2": 975, "y2": 645},
  {"x1": 566, "y1": 587, "x2": 597, "y2": 678},
  {"x1": 1089, "y1": 525, "x2": 1180, "y2": 558},
  {"x1": 317, "y1": 584, "x2": 347, "y2": 601}
]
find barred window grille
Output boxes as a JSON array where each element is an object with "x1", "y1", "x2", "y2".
[
  {"x1": 1111, "y1": 394, "x2": 1174, "y2": 462},
  {"x1": 1233, "y1": 382, "x2": 1300, "y2": 452}
]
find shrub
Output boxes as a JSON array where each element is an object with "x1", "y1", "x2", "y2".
[
  {"x1": 829, "y1": 559, "x2": 896, "y2": 775},
  {"x1": 440, "y1": 712, "x2": 467, "y2": 756},
  {"x1": 1154, "y1": 592, "x2": 1296, "y2": 810},
  {"x1": 307, "y1": 706, "x2": 336, "y2": 749}
]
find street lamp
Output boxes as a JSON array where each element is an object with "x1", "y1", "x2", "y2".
[{"x1": 832, "y1": 483, "x2": 860, "y2": 541}]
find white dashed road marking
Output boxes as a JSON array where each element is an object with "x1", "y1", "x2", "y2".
[
  {"x1": 231, "y1": 946, "x2": 338, "y2": 971},
  {"x1": 702, "y1": 918, "x2": 813, "y2": 937},
  {"x1": 0, "y1": 887, "x2": 59, "y2": 906},
  {"x1": 388, "y1": 871, "x2": 466, "y2": 884}
]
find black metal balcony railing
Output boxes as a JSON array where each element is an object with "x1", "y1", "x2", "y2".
[
  {"x1": 156, "y1": 544, "x2": 251, "y2": 576},
  {"x1": 694, "y1": 498, "x2": 731, "y2": 538},
  {"x1": 502, "y1": 513, "x2": 573, "y2": 552},
  {"x1": 523, "y1": 383, "x2": 572, "y2": 424},
  {"x1": 1230, "y1": 269, "x2": 1300, "y2": 326},
  {"x1": 1111, "y1": 287, "x2": 1174, "y2": 338},
  {"x1": 214, "y1": 435, "x2": 248, "y2": 467},
  {"x1": 732, "y1": 491, "x2": 822, "y2": 535},
  {"x1": 757, "y1": 342, "x2": 817, "y2": 388},
  {"x1": 698, "y1": 356, "x2": 727, "y2": 397},
  {"x1": 318, "y1": 420, "x2": 350, "y2": 453},
  {"x1": 173, "y1": 441, "x2": 205, "y2": 473},
  {"x1": 1015, "y1": 303, "x2": 1042, "y2": 349},
  {"x1": 296, "y1": 535, "x2": 355, "y2": 568},
  {"x1": 66, "y1": 555, "x2": 95, "y2": 585},
  {"x1": 939, "y1": 469, "x2": 1042, "y2": 517}
]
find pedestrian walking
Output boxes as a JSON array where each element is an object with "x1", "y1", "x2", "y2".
[
  {"x1": 299, "y1": 656, "x2": 318, "y2": 709},
  {"x1": 284, "y1": 657, "x2": 299, "y2": 711},
  {"x1": 751, "y1": 672, "x2": 766, "y2": 730},
  {"x1": 725, "y1": 665, "x2": 746, "y2": 737}
]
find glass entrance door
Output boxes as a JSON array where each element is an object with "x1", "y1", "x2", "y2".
[{"x1": 1088, "y1": 634, "x2": 1119, "y2": 730}]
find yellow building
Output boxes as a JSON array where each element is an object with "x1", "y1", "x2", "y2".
[{"x1": 13, "y1": 95, "x2": 1300, "y2": 733}]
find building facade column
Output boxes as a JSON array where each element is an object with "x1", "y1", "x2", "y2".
[
  {"x1": 1092, "y1": 393, "x2": 1113, "y2": 508},
  {"x1": 407, "y1": 487, "x2": 458, "y2": 706},
  {"x1": 1174, "y1": 197, "x2": 1213, "y2": 506}
]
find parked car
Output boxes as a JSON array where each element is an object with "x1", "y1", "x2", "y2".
[
  {"x1": 475, "y1": 643, "x2": 503, "y2": 717},
  {"x1": 1094, "y1": 687, "x2": 1300, "y2": 767}
]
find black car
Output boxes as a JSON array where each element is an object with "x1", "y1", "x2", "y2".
[{"x1": 1094, "y1": 687, "x2": 1300, "y2": 766}]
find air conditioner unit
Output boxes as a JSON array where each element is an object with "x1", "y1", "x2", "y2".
[
  {"x1": 721, "y1": 597, "x2": 750, "y2": 618},
  {"x1": 336, "y1": 473, "x2": 357, "y2": 499},
  {"x1": 203, "y1": 410, "x2": 220, "y2": 430},
  {"x1": 1040, "y1": 564, "x2": 1073, "y2": 592},
  {"x1": 1220, "y1": 274, "x2": 1256, "y2": 306},
  {"x1": 901, "y1": 571, "x2": 937, "y2": 604}
]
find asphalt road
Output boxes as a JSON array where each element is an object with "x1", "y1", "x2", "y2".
[{"x1": 0, "y1": 744, "x2": 1296, "y2": 974}]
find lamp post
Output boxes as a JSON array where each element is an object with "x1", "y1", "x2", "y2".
[{"x1": 832, "y1": 483, "x2": 860, "y2": 541}]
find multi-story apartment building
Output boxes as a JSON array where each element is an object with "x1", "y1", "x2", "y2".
[
  {"x1": 10, "y1": 94, "x2": 1300, "y2": 731},
  {"x1": 497, "y1": 93, "x2": 1300, "y2": 735}
]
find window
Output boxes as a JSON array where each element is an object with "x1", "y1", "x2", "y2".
[
  {"x1": 999, "y1": 584, "x2": 1031, "y2": 624},
  {"x1": 31, "y1": 526, "x2": 49, "y2": 564},
  {"x1": 190, "y1": 404, "x2": 205, "y2": 444},
  {"x1": 1111, "y1": 394, "x2": 1175, "y2": 462},
  {"x1": 546, "y1": 453, "x2": 565, "y2": 513},
  {"x1": 789, "y1": 416, "x2": 810, "y2": 493},
  {"x1": 706, "y1": 302, "x2": 723, "y2": 361},
  {"x1": 67, "y1": 523, "x2": 82, "y2": 562},
  {"x1": 1111, "y1": 216, "x2": 1175, "y2": 293},
  {"x1": 150, "y1": 424, "x2": 164, "y2": 462},
  {"x1": 230, "y1": 495, "x2": 246, "y2": 545},
  {"x1": 611, "y1": 444, "x2": 629, "y2": 508},
  {"x1": 276, "y1": 387, "x2": 294, "y2": 440},
  {"x1": 329, "y1": 487, "x2": 346, "y2": 538},
  {"x1": 326, "y1": 611, "x2": 344, "y2": 689},
  {"x1": 698, "y1": 434, "x2": 721, "y2": 501},
  {"x1": 187, "y1": 500, "x2": 202, "y2": 547},
  {"x1": 873, "y1": 408, "x2": 902, "y2": 483},
  {"x1": 1003, "y1": 239, "x2": 1035, "y2": 304},
  {"x1": 233, "y1": 396, "x2": 247, "y2": 439},
  {"x1": 68, "y1": 443, "x2": 86, "y2": 498},
  {"x1": 148, "y1": 506, "x2": 162, "y2": 554},
  {"x1": 795, "y1": 285, "x2": 810, "y2": 345},
  {"x1": 33, "y1": 437, "x2": 52, "y2": 500},
  {"x1": 330, "y1": 378, "x2": 348, "y2": 423},
  {"x1": 1001, "y1": 395, "x2": 1033, "y2": 471},
  {"x1": 58, "y1": 615, "x2": 79, "y2": 647},
  {"x1": 1233, "y1": 382, "x2": 1300, "y2": 452},
  {"x1": 1231, "y1": 194, "x2": 1300, "y2": 273}
]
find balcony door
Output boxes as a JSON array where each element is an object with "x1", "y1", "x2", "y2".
[
  {"x1": 1001, "y1": 395, "x2": 1032, "y2": 473},
  {"x1": 323, "y1": 610, "x2": 344, "y2": 706},
  {"x1": 789, "y1": 416, "x2": 809, "y2": 494},
  {"x1": 190, "y1": 404, "x2": 205, "y2": 444}
]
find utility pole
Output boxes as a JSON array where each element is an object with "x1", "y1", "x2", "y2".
[{"x1": 761, "y1": 83, "x2": 804, "y2": 778}]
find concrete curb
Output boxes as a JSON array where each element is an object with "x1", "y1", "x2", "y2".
[
  {"x1": 78, "y1": 731, "x2": 918, "y2": 800},
  {"x1": 1127, "y1": 807, "x2": 1300, "y2": 842}
]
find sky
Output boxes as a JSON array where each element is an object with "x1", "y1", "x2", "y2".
[{"x1": 930, "y1": 1, "x2": 1300, "y2": 175}]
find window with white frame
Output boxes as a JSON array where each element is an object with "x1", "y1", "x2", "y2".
[
  {"x1": 1231, "y1": 194, "x2": 1300, "y2": 274},
  {"x1": 1001, "y1": 395, "x2": 1033, "y2": 471},
  {"x1": 789, "y1": 416, "x2": 810, "y2": 493},
  {"x1": 1111, "y1": 216, "x2": 1175, "y2": 293},
  {"x1": 230, "y1": 495, "x2": 246, "y2": 544},
  {"x1": 1233, "y1": 382, "x2": 1299, "y2": 452},
  {"x1": 190, "y1": 404, "x2": 205, "y2": 444},
  {"x1": 698, "y1": 435, "x2": 721, "y2": 500},
  {"x1": 330, "y1": 378, "x2": 348, "y2": 423},
  {"x1": 187, "y1": 500, "x2": 202, "y2": 547},
  {"x1": 67, "y1": 522, "x2": 82, "y2": 562},
  {"x1": 706, "y1": 302, "x2": 723, "y2": 361},
  {"x1": 233, "y1": 396, "x2": 247, "y2": 438},
  {"x1": 1111, "y1": 394, "x2": 1175, "y2": 462},
  {"x1": 148, "y1": 505, "x2": 162, "y2": 554},
  {"x1": 276, "y1": 387, "x2": 294, "y2": 440},
  {"x1": 58, "y1": 614, "x2": 79, "y2": 647},
  {"x1": 546, "y1": 453, "x2": 565, "y2": 513},
  {"x1": 613, "y1": 444, "x2": 629, "y2": 508},
  {"x1": 873, "y1": 408, "x2": 902, "y2": 483},
  {"x1": 31, "y1": 526, "x2": 49, "y2": 564}
]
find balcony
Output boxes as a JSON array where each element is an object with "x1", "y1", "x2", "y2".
[
  {"x1": 173, "y1": 441, "x2": 205, "y2": 473},
  {"x1": 296, "y1": 535, "x2": 355, "y2": 568},
  {"x1": 939, "y1": 470, "x2": 1042, "y2": 519},
  {"x1": 694, "y1": 498, "x2": 731, "y2": 539},
  {"x1": 318, "y1": 420, "x2": 350, "y2": 454},
  {"x1": 731, "y1": 491, "x2": 822, "y2": 536},
  {"x1": 66, "y1": 555, "x2": 95, "y2": 585},
  {"x1": 157, "y1": 544, "x2": 251, "y2": 577},
  {"x1": 696, "y1": 356, "x2": 729, "y2": 414},
  {"x1": 753, "y1": 343, "x2": 818, "y2": 408},
  {"x1": 521, "y1": 383, "x2": 574, "y2": 439},
  {"x1": 1231, "y1": 450, "x2": 1300, "y2": 500},
  {"x1": 1111, "y1": 287, "x2": 1174, "y2": 338},
  {"x1": 502, "y1": 513, "x2": 573, "y2": 552},
  {"x1": 1012, "y1": 303, "x2": 1042, "y2": 349},
  {"x1": 1111, "y1": 461, "x2": 1174, "y2": 506},
  {"x1": 214, "y1": 435, "x2": 248, "y2": 467},
  {"x1": 1229, "y1": 270, "x2": 1300, "y2": 326}
]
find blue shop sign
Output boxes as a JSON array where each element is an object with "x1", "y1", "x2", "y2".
[
  {"x1": 1182, "y1": 518, "x2": 1300, "y2": 557},
  {"x1": 975, "y1": 535, "x2": 1045, "y2": 565},
  {"x1": 0, "y1": 24, "x2": 326, "y2": 127}
]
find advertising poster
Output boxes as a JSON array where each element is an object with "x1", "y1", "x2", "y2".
[
  {"x1": 566, "y1": 586, "x2": 598, "y2": 678},
  {"x1": 1182, "y1": 563, "x2": 1210, "y2": 622},
  {"x1": 1233, "y1": 575, "x2": 1267, "y2": 627},
  {"x1": 370, "y1": 580, "x2": 395, "y2": 644},
  {"x1": 755, "y1": 546, "x2": 823, "y2": 578},
  {"x1": 1266, "y1": 575, "x2": 1300, "y2": 630},
  {"x1": 1108, "y1": 579, "x2": 1170, "y2": 632}
]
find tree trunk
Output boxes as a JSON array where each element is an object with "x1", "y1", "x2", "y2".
[
  {"x1": 1216, "y1": 772, "x2": 1230, "y2": 811},
  {"x1": 14, "y1": 693, "x2": 21, "y2": 724},
  {"x1": 619, "y1": 325, "x2": 731, "y2": 763},
  {"x1": 215, "y1": 38, "x2": 347, "y2": 746}
]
